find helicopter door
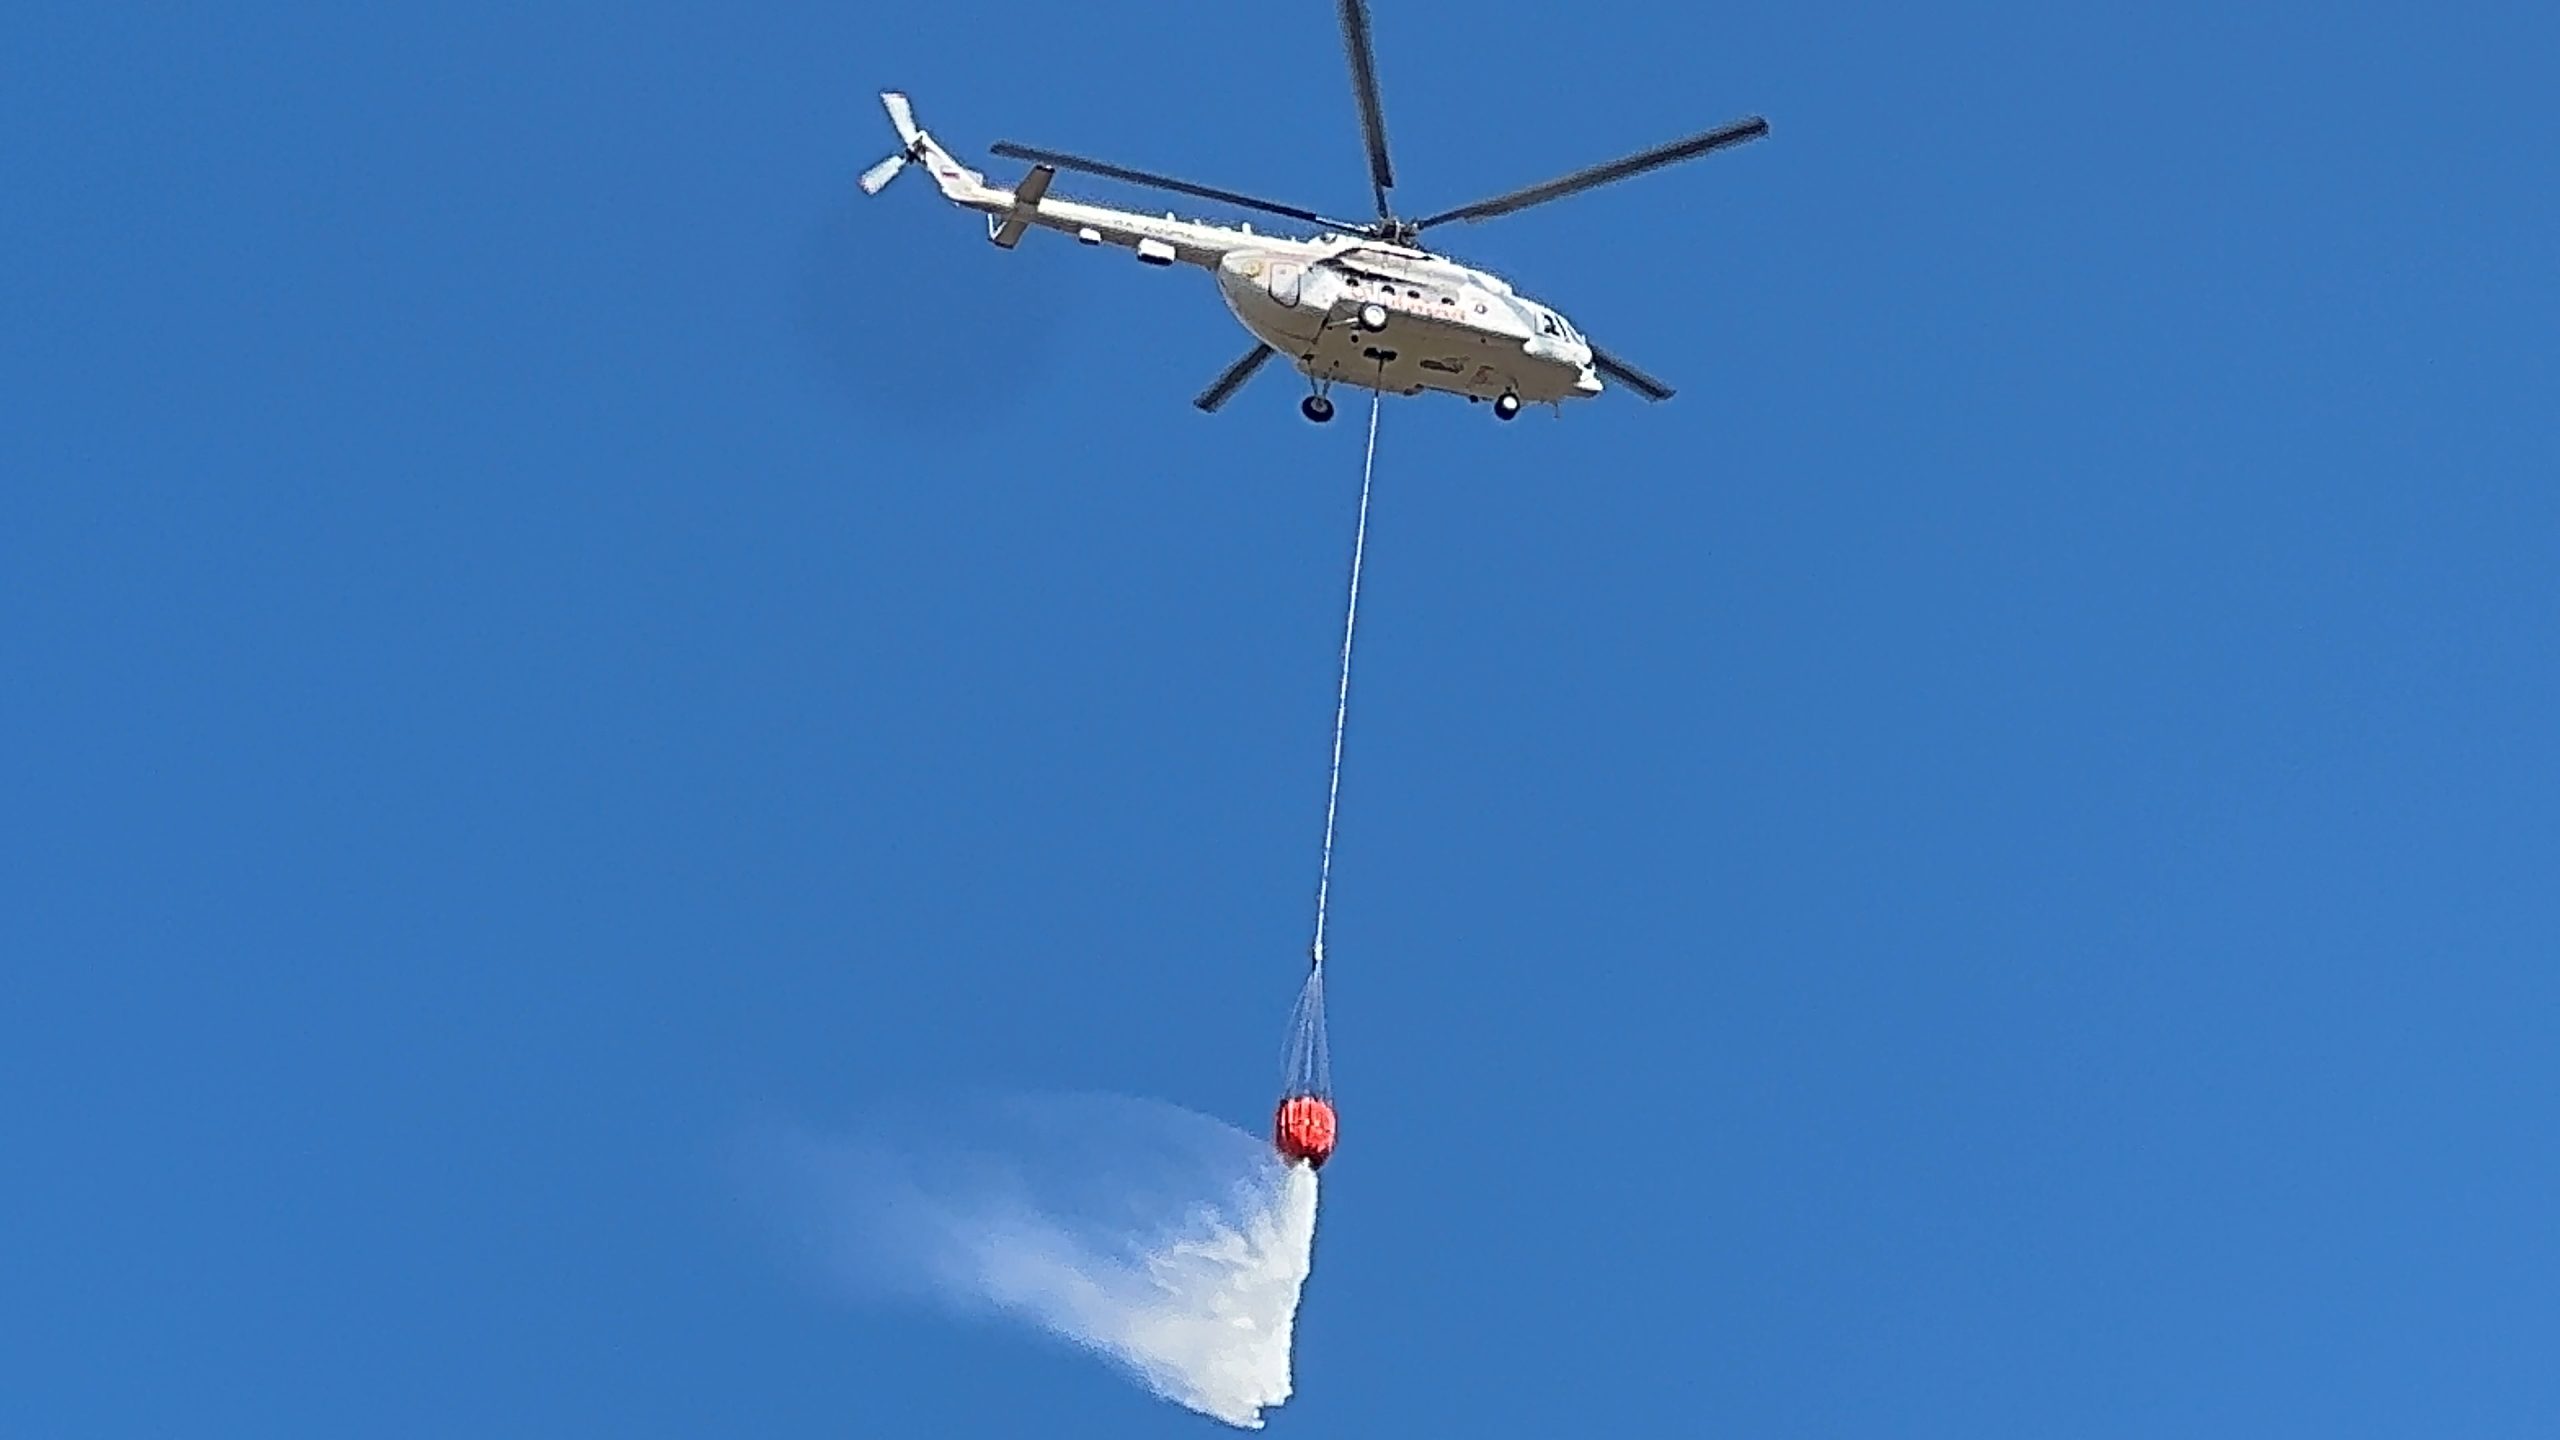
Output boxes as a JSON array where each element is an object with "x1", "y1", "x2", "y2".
[{"x1": 1267, "y1": 261, "x2": 1302, "y2": 307}]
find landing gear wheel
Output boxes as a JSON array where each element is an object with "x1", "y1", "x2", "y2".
[
  {"x1": 1301, "y1": 394, "x2": 1336, "y2": 424},
  {"x1": 1356, "y1": 302, "x2": 1390, "y2": 332},
  {"x1": 1494, "y1": 391, "x2": 1522, "y2": 420}
]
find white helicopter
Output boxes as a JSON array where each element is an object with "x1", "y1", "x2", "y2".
[{"x1": 860, "y1": 0, "x2": 1767, "y2": 423}]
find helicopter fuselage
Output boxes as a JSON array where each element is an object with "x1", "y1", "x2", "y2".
[
  {"x1": 896, "y1": 123, "x2": 1600, "y2": 409},
  {"x1": 1214, "y1": 238, "x2": 1601, "y2": 407}
]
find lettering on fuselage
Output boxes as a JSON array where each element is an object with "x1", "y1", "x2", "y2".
[
  {"x1": 1338, "y1": 272, "x2": 1491, "y2": 333},
  {"x1": 1371, "y1": 290, "x2": 1465, "y2": 323}
]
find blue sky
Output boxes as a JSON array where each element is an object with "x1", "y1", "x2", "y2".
[{"x1": 5, "y1": 1, "x2": 2556, "y2": 1434}]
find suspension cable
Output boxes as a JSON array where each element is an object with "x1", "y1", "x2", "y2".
[{"x1": 1309, "y1": 386, "x2": 1383, "y2": 971}]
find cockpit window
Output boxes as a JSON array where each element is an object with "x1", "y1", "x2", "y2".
[{"x1": 1540, "y1": 312, "x2": 1562, "y2": 336}]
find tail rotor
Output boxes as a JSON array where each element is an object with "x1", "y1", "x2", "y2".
[
  {"x1": 858, "y1": 152, "x2": 909, "y2": 195},
  {"x1": 858, "y1": 91, "x2": 925, "y2": 194},
  {"x1": 882, "y1": 92, "x2": 919, "y2": 147}
]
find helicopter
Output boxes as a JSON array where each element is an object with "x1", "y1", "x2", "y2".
[{"x1": 859, "y1": 0, "x2": 1767, "y2": 423}]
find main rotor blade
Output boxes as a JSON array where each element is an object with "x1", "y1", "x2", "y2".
[
  {"x1": 1591, "y1": 345, "x2": 1676, "y2": 402},
  {"x1": 988, "y1": 141, "x2": 1342, "y2": 228},
  {"x1": 1337, "y1": 0, "x2": 1397, "y2": 220},
  {"x1": 1194, "y1": 343, "x2": 1278, "y2": 412},
  {"x1": 1414, "y1": 116, "x2": 1769, "y2": 230}
]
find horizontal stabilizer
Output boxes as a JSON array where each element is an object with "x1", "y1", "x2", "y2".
[{"x1": 989, "y1": 164, "x2": 1055, "y2": 249}]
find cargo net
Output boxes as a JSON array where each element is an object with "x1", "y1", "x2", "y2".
[
  {"x1": 1279, "y1": 964, "x2": 1331, "y2": 1102},
  {"x1": 1274, "y1": 964, "x2": 1336, "y2": 1168}
]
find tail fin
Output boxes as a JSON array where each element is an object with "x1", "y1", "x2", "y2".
[{"x1": 858, "y1": 92, "x2": 991, "y2": 202}]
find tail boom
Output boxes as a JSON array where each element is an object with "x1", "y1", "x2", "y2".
[{"x1": 866, "y1": 91, "x2": 1270, "y2": 270}]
